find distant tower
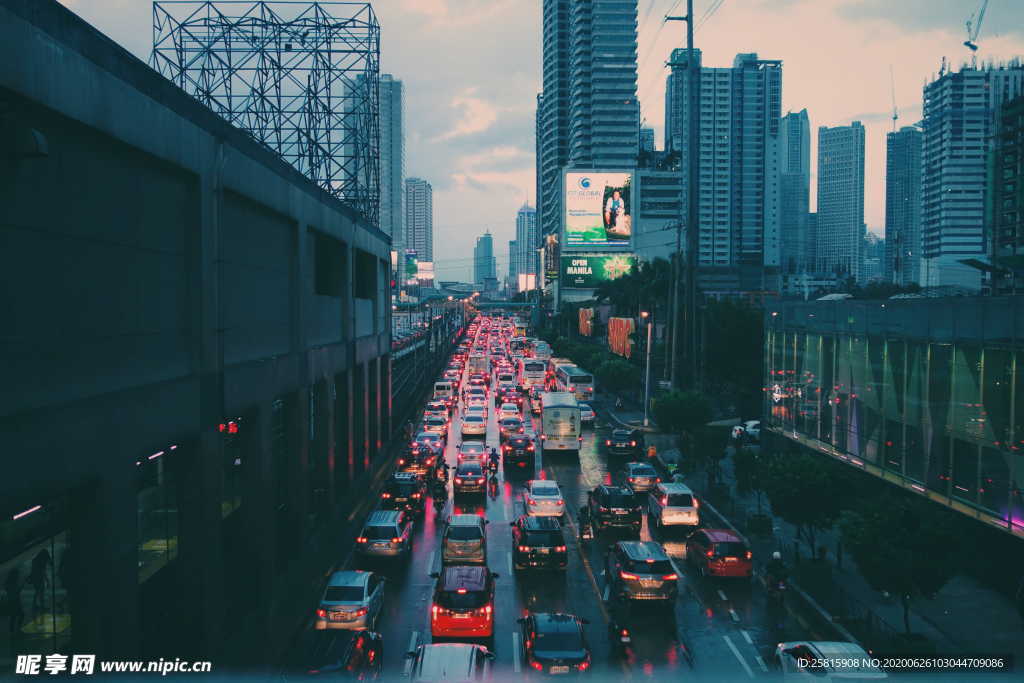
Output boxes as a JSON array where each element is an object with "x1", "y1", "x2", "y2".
[
  {"x1": 379, "y1": 75, "x2": 405, "y2": 249},
  {"x1": 779, "y1": 110, "x2": 811, "y2": 275},
  {"x1": 474, "y1": 231, "x2": 496, "y2": 286},
  {"x1": 405, "y1": 178, "x2": 433, "y2": 261},
  {"x1": 817, "y1": 122, "x2": 865, "y2": 281},
  {"x1": 884, "y1": 126, "x2": 922, "y2": 285}
]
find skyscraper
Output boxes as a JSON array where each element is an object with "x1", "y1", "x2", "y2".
[
  {"x1": 515, "y1": 202, "x2": 538, "y2": 285},
  {"x1": 779, "y1": 110, "x2": 811, "y2": 275},
  {"x1": 404, "y1": 178, "x2": 433, "y2": 261},
  {"x1": 639, "y1": 126, "x2": 655, "y2": 153},
  {"x1": 884, "y1": 126, "x2": 922, "y2": 285},
  {"x1": 537, "y1": 1, "x2": 571, "y2": 241},
  {"x1": 666, "y1": 51, "x2": 782, "y2": 292},
  {"x1": 379, "y1": 74, "x2": 405, "y2": 249},
  {"x1": 921, "y1": 61, "x2": 1024, "y2": 289},
  {"x1": 817, "y1": 121, "x2": 865, "y2": 280},
  {"x1": 474, "y1": 231, "x2": 496, "y2": 286},
  {"x1": 508, "y1": 239, "x2": 519, "y2": 291},
  {"x1": 990, "y1": 94, "x2": 1024, "y2": 295}
]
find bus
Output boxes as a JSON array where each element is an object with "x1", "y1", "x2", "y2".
[
  {"x1": 546, "y1": 358, "x2": 575, "y2": 388},
  {"x1": 555, "y1": 365, "x2": 595, "y2": 401},
  {"x1": 520, "y1": 359, "x2": 547, "y2": 390},
  {"x1": 467, "y1": 353, "x2": 489, "y2": 375},
  {"x1": 540, "y1": 392, "x2": 581, "y2": 454},
  {"x1": 513, "y1": 320, "x2": 528, "y2": 337}
]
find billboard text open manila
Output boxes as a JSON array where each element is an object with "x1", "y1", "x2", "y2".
[{"x1": 564, "y1": 172, "x2": 632, "y2": 247}]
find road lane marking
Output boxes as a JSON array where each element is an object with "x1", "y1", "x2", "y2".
[
  {"x1": 755, "y1": 655, "x2": 769, "y2": 672},
  {"x1": 603, "y1": 584, "x2": 610, "y2": 602},
  {"x1": 718, "y1": 589, "x2": 728, "y2": 601},
  {"x1": 741, "y1": 629, "x2": 753, "y2": 645},
  {"x1": 403, "y1": 631, "x2": 420, "y2": 675},
  {"x1": 512, "y1": 632, "x2": 522, "y2": 673},
  {"x1": 507, "y1": 551, "x2": 513, "y2": 576},
  {"x1": 426, "y1": 550, "x2": 435, "y2": 572},
  {"x1": 723, "y1": 634, "x2": 755, "y2": 678},
  {"x1": 729, "y1": 608, "x2": 740, "y2": 623}
]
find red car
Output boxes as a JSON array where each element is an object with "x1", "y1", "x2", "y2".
[
  {"x1": 685, "y1": 529, "x2": 753, "y2": 578},
  {"x1": 429, "y1": 566, "x2": 498, "y2": 640}
]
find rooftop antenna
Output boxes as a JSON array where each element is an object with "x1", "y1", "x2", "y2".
[
  {"x1": 964, "y1": 0, "x2": 989, "y2": 67},
  {"x1": 889, "y1": 65, "x2": 898, "y2": 132}
]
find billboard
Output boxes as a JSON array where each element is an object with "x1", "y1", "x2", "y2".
[
  {"x1": 560, "y1": 254, "x2": 636, "y2": 289},
  {"x1": 403, "y1": 250, "x2": 418, "y2": 286},
  {"x1": 417, "y1": 261, "x2": 435, "y2": 287},
  {"x1": 579, "y1": 308, "x2": 594, "y2": 337},
  {"x1": 564, "y1": 171, "x2": 633, "y2": 247},
  {"x1": 608, "y1": 317, "x2": 635, "y2": 359},
  {"x1": 543, "y1": 233, "x2": 559, "y2": 284}
]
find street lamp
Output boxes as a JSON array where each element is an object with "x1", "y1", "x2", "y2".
[{"x1": 641, "y1": 311, "x2": 653, "y2": 427}]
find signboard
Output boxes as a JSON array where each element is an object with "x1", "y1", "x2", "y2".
[
  {"x1": 417, "y1": 261, "x2": 435, "y2": 288},
  {"x1": 560, "y1": 254, "x2": 636, "y2": 289},
  {"x1": 403, "y1": 250, "x2": 418, "y2": 286},
  {"x1": 564, "y1": 171, "x2": 633, "y2": 247},
  {"x1": 607, "y1": 317, "x2": 635, "y2": 359},
  {"x1": 543, "y1": 234, "x2": 559, "y2": 284},
  {"x1": 579, "y1": 308, "x2": 594, "y2": 337}
]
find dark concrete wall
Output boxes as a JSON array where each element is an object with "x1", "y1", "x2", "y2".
[{"x1": 0, "y1": 0, "x2": 391, "y2": 661}]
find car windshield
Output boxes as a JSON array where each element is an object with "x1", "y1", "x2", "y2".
[
  {"x1": 534, "y1": 629, "x2": 582, "y2": 652},
  {"x1": 437, "y1": 590, "x2": 487, "y2": 609},
  {"x1": 666, "y1": 493, "x2": 694, "y2": 506},
  {"x1": 465, "y1": 416, "x2": 483, "y2": 423},
  {"x1": 418, "y1": 434, "x2": 440, "y2": 443},
  {"x1": 612, "y1": 430, "x2": 632, "y2": 440},
  {"x1": 363, "y1": 526, "x2": 396, "y2": 540},
  {"x1": 602, "y1": 492, "x2": 635, "y2": 507},
  {"x1": 713, "y1": 542, "x2": 747, "y2": 558},
  {"x1": 458, "y1": 466, "x2": 483, "y2": 477},
  {"x1": 387, "y1": 483, "x2": 418, "y2": 496},
  {"x1": 624, "y1": 558, "x2": 673, "y2": 574},
  {"x1": 631, "y1": 466, "x2": 656, "y2": 477},
  {"x1": 447, "y1": 526, "x2": 483, "y2": 541},
  {"x1": 323, "y1": 586, "x2": 363, "y2": 602},
  {"x1": 523, "y1": 530, "x2": 562, "y2": 546},
  {"x1": 533, "y1": 484, "x2": 559, "y2": 497}
]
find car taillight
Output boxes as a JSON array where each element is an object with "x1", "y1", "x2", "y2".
[
  {"x1": 454, "y1": 477, "x2": 462, "y2": 484},
  {"x1": 357, "y1": 537, "x2": 367, "y2": 543},
  {"x1": 530, "y1": 660, "x2": 544, "y2": 671},
  {"x1": 518, "y1": 545, "x2": 529, "y2": 552},
  {"x1": 528, "y1": 498, "x2": 536, "y2": 506},
  {"x1": 630, "y1": 441, "x2": 636, "y2": 447},
  {"x1": 577, "y1": 659, "x2": 590, "y2": 671},
  {"x1": 620, "y1": 570, "x2": 639, "y2": 580},
  {"x1": 745, "y1": 550, "x2": 753, "y2": 560},
  {"x1": 662, "y1": 573, "x2": 678, "y2": 581},
  {"x1": 381, "y1": 492, "x2": 391, "y2": 498},
  {"x1": 694, "y1": 499, "x2": 700, "y2": 509},
  {"x1": 599, "y1": 506, "x2": 609, "y2": 512},
  {"x1": 477, "y1": 477, "x2": 486, "y2": 484},
  {"x1": 431, "y1": 604, "x2": 440, "y2": 618},
  {"x1": 353, "y1": 607, "x2": 368, "y2": 617},
  {"x1": 706, "y1": 549, "x2": 714, "y2": 558},
  {"x1": 620, "y1": 628, "x2": 630, "y2": 636},
  {"x1": 426, "y1": 457, "x2": 435, "y2": 465},
  {"x1": 316, "y1": 608, "x2": 326, "y2": 618},
  {"x1": 527, "y1": 445, "x2": 534, "y2": 451},
  {"x1": 628, "y1": 477, "x2": 635, "y2": 482},
  {"x1": 555, "y1": 545, "x2": 567, "y2": 552},
  {"x1": 391, "y1": 537, "x2": 400, "y2": 543},
  {"x1": 412, "y1": 492, "x2": 421, "y2": 498},
  {"x1": 655, "y1": 477, "x2": 661, "y2": 483},
  {"x1": 398, "y1": 459, "x2": 405, "y2": 466}
]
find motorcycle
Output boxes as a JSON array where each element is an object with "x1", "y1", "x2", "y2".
[
  {"x1": 607, "y1": 620, "x2": 631, "y2": 654},
  {"x1": 487, "y1": 458, "x2": 499, "y2": 474},
  {"x1": 767, "y1": 575, "x2": 787, "y2": 605},
  {"x1": 577, "y1": 506, "x2": 594, "y2": 543},
  {"x1": 487, "y1": 473, "x2": 499, "y2": 499}
]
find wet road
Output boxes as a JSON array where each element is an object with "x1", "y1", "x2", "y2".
[{"x1": 283, "y1": 328, "x2": 810, "y2": 680}]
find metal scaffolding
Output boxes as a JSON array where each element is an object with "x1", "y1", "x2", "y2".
[{"x1": 152, "y1": 2, "x2": 380, "y2": 227}]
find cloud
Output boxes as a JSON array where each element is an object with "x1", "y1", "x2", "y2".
[{"x1": 432, "y1": 89, "x2": 499, "y2": 142}]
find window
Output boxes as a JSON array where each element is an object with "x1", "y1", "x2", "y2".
[{"x1": 313, "y1": 230, "x2": 345, "y2": 296}]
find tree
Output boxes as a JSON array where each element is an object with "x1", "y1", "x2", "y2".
[
  {"x1": 761, "y1": 453, "x2": 843, "y2": 556},
  {"x1": 733, "y1": 445, "x2": 768, "y2": 514},
  {"x1": 595, "y1": 359, "x2": 641, "y2": 395},
  {"x1": 651, "y1": 390, "x2": 712, "y2": 436},
  {"x1": 840, "y1": 496, "x2": 960, "y2": 635}
]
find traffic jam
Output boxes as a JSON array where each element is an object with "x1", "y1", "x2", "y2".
[{"x1": 286, "y1": 314, "x2": 839, "y2": 681}]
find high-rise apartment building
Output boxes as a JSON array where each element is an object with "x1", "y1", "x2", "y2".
[
  {"x1": 665, "y1": 50, "x2": 782, "y2": 292},
  {"x1": 990, "y1": 94, "x2": 1024, "y2": 294},
  {"x1": 379, "y1": 74, "x2": 405, "y2": 250},
  {"x1": 884, "y1": 126, "x2": 922, "y2": 285},
  {"x1": 537, "y1": 1, "x2": 571, "y2": 241},
  {"x1": 779, "y1": 109, "x2": 811, "y2": 274},
  {"x1": 921, "y1": 61, "x2": 1024, "y2": 289},
  {"x1": 515, "y1": 202, "x2": 538, "y2": 285},
  {"x1": 817, "y1": 122, "x2": 865, "y2": 281},
  {"x1": 474, "y1": 231, "x2": 496, "y2": 286},
  {"x1": 404, "y1": 177, "x2": 433, "y2": 261},
  {"x1": 640, "y1": 126, "x2": 655, "y2": 152},
  {"x1": 508, "y1": 239, "x2": 519, "y2": 291}
]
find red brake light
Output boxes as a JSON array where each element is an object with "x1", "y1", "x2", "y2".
[
  {"x1": 477, "y1": 477, "x2": 486, "y2": 484},
  {"x1": 454, "y1": 477, "x2": 463, "y2": 484},
  {"x1": 706, "y1": 549, "x2": 714, "y2": 558},
  {"x1": 577, "y1": 659, "x2": 590, "y2": 671},
  {"x1": 530, "y1": 661, "x2": 544, "y2": 671},
  {"x1": 381, "y1": 492, "x2": 391, "y2": 498},
  {"x1": 392, "y1": 537, "x2": 400, "y2": 543},
  {"x1": 606, "y1": 440, "x2": 611, "y2": 446},
  {"x1": 518, "y1": 545, "x2": 529, "y2": 552},
  {"x1": 662, "y1": 573, "x2": 678, "y2": 580},
  {"x1": 357, "y1": 537, "x2": 367, "y2": 543},
  {"x1": 457, "y1": 588, "x2": 467, "y2": 594},
  {"x1": 555, "y1": 545, "x2": 567, "y2": 552},
  {"x1": 630, "y1": 441, "x2": 636, "y2": 447},
  {"x1": 431, "y1": 604, "x2": 439, "y2": 618},
  {"x1": 661, "y1": 496, "x2": 668, "y2": 506},
  {"x1": 620, "y1": 570, "x2": 639, "y2": 580},
  {"x1": 398, "y1": 459, "x2": 405, "y2": 466},
  {"x1": 316, "y1": 608, "x2": 326, "y2": 618},
  {"x1": 745, "y1": 550, "x2": 752, "y2": 560}
]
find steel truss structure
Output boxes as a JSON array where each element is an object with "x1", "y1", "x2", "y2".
[{"x1": 152, "y1": 2, "x2": 380, "y2": 226}]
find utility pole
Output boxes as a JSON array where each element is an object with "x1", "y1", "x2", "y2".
[
  {"x1": 667, "y1": 0, "x2": 699, "y2": 390},
  {"x1": 641, "y1": 311, "x2": 653, "y2": 426}
]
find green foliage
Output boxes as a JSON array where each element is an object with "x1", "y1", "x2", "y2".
[
  {"x1": 702, "y1": 300, "x2": 763, "y2": 413},
  {"x1": 596, "y1": 359, "x2": 641, "y2": 394},
  {"x1": 761, "y1": 453, "x2": 843, "y2": 553},
  {"x1": 651, "y1": 390, "x2": 712, "y2": 436},
  {"x1": 840, "y1": 495, "x2": 961, "y2": 635}
]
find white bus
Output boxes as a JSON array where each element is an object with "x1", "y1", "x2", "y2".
[
  {"x1": 520, "y1": 359, "x2": 547, "y2": 390},
  {"x1": 540, "y1": 392, "x2": 581, "y2": 454},
  {"x1": 555, "y1": 365, "x2": 595, "y2": 401}
]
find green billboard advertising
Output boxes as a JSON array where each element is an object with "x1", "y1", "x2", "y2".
[{"x1": 560, "y1": 254, "x2": 636, "y2": 289}]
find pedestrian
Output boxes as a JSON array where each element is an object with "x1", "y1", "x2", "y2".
[
  {"x1": 5, "y1": 568, "x2": 24, "y2": 639},
  {"x1": 29, "y1": 548, "x2": 50, "y2": 611}
]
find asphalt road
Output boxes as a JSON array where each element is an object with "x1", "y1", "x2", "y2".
[{"x1": 282, "y1": 330, "x2": 810, "y2": 681}]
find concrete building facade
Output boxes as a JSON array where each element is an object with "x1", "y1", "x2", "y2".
[
  {"x1": 404, "y1": 177, "x2": 433, "y2": 261},
  {"x1": 779, "y1": 109, "x2": 811, "y2": 275},
  {"x1": 537, "y1": 1, "x2": 570, "y2": 242},
  {"x1": 885, "y1": 125, "x2": 923, "y2": 285},
  {"x1": 379, "y1": 74, "x2": 405, "y2": 251},
  {"x1": 817, "y1": 121, "x2": 866, "y2": 281},
  {"x1": 989, "y1": 94, "x2": 1024, "y2": 295},
  {"x1": 1, "y1": 0, "x2": 391, "y2": 667},
  {"x1": 474, "y1": 231, "x2": 496, "y2": 286},
  {"x1": 515, "y1": 202, "x2": 538, "y2": 286}
]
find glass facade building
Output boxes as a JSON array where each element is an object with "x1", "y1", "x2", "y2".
[{"x1": 765, "y1": 297, "x2": 1024, "y2": 539}]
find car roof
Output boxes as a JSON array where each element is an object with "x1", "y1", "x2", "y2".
[
  {"x1": 596, "y1": 485, "x2": 632, "y2": 496},
  {"x1": 611, "y1": 428, "x2": 635, "y2": 437},
  {"x1": 507, "y1": 435, "x2": 531, "y2": 444},
  {"x1": 448, "y1": 514, "x2": 484, "y2": 527},
  {"x1": 627, "y1": 461, "x2": 656, "y2": 471},
  {"x1": 703, "y1": 528, "x2": 744, "y2": 543},
  {"x1": 520, "y1": 515, "x2": 561, "y2": 531},
  {"x1": 657, "y1": 482, "x2": 693, "y2": 494},
  {"x1": 365, "y1": 510, "x2": 402, "y2": 526},
  {"x1": 532, "y1": 612, "x2": 582, "y2": 634},
  {"x1": 618, "y1": 540, "x2": 669, "y2": 561},
  {"x1": 327, "y1": 570, "x2": 369, "y2": 588},
  {"x1": 460, "y1": 442, "x2": 486, "y2": 451},
  {"x1": 439, "y1": 565, "x2": 490, "y2": 592}
]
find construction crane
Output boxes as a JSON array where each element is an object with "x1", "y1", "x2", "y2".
[
  {"x1": 889, "y1": 65, "x2": 898, "y2": 132},
  {"x1": 964, "y1": 0, "x2": 989, "y2": 53}
]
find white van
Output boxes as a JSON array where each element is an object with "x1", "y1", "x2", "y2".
[
  {"x1": 647, "y1": 482, "x2": 699, "y2": 529},
  {"x1": 433, "y1": 381, "x2": 455, "y2": 405}
]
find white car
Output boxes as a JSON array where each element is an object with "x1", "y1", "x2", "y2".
[
  {"x1": 647, "y1": 482, "x2": 699, "y2": 529},
  {"x1": 579, "y1": 403, "x2": 595, "y2": 424},
  {"x1": 465, "y1": 404, "x2": 488, "y2": 419},
  {"x1": 775, "y1": 641, "x2": 886, "y2": 680},
  {"x1": 423, "y1": 416, "x2": 449, "y2": 436},
  {"x1": 498, "y1": 403, "x2": 520, "y2": 420},
  {"x1": 461, "y1": 414, "x2": 487, "y2": 437},
  {"x1": 314, "y1": 570, "x2": 384, "y2": 631},
  {"x1": 524, "y1": 480, "x2": 565, "y2": 517},
  {"x1": 467, "y1": 394, "x2": 488, "y2": 410}
]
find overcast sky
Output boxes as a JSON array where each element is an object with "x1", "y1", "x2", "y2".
[{"x1": 61, "y1": 0, "x2": 1024, "y2": 282}]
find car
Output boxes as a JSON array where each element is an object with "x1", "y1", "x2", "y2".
[
  {"x1": 400, "y1": 441, "x2": 443, "y2": 476},
  {"x1": 774, "y1": 641, "x2": 887, "y2": 680},
  {"x1": 429, "y1": 565, "x2": 498, "y2": 640},
  {"x1": 579, "y1": 403, "x2": 595, "y2": 424},
  {"x1": 498, "y1": 402, "x2": 520, "y2": 420},
  {"x1": 648, "y1": 482, "x2": 699, "y2": 529},
  {"x1": 461, "y1": 414, "x2": 487, "y2": 437},
  {"x1": 424, "y1": 406, "x2": 448, "y2": 421},
  {"x1": 496, "y1": 372, "x2": 516, "y2": 387},
  {"x1": 453, "y1": 462, "x2": 487, "y2": 497},
  {"x1": 380, "y1": 472, "x2": 427, "y2": 516},
  {"x1": 530, "y1": 396, "x2": 543, "y2": 415},
  {"x1": 502, "y1": 435, "x2": 536, "y2": 472},
  {"x1": 464, "y1": 404, "x2": 488, "y2": 420},
  {"x1": 685, "y1": 529, "x2": 753, "y2": 578},
  {"x1": 405, "y1": 643, "x2": 494, "y2": 682},
  {"x1": 426, "y1": 399, "x2": 451, "y2": 416},
  {"x1": 414, "y1": 431, "x2": 446, "y2": 451},
  {"x1": 624, "y1": 461, "x2": 660, "y2": 494},
  {"x1": 288, "y1": 630, "x2": 383, "y2": 679},
  {"x1": 605, "y1": 541, "x2": 679, "y2": 604},
  {"x1": 466, "y1": 394, "x2": 488, "y2": 410},
  {"x1": 587, "y1": 485, "x2": 642, "y2": 533},
  {"x1": 423, "y1": 416, "x2": 449, "y2": 437},
  {"x1": 457, "y1": 441, "x2": 488, "y2": 464},
  {"x1": 503, "y1": 390, "x2": 525, "y2": 407},
  {"x1": 356, "y1": 510, "x2": 414, "y2": 560},
  {"x1": 518, "y1": 613, "x2": 591, "y2": 674},
  {"x1": 606, "y1": 428, "x2": 645, "y2": 457},
  {"x1": 524, "y1": 479, "x2": 565, "y2": 517},
  {"x1": 314, "y1": 570, "x2": 384, "y2": 631},
  {"x1": 442, "y1": 514, "x2": 489, "y2": 565},
  {"x1": 510, "y1": 515, "x2": 567, "y2": 570},
  {"x1": 498, "y1": 416, "x2": 525, "y2": 442}
]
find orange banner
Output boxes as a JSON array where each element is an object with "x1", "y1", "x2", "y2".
[{"x1": 607, "y1": 317, "x2": 634, "y2": 358}]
